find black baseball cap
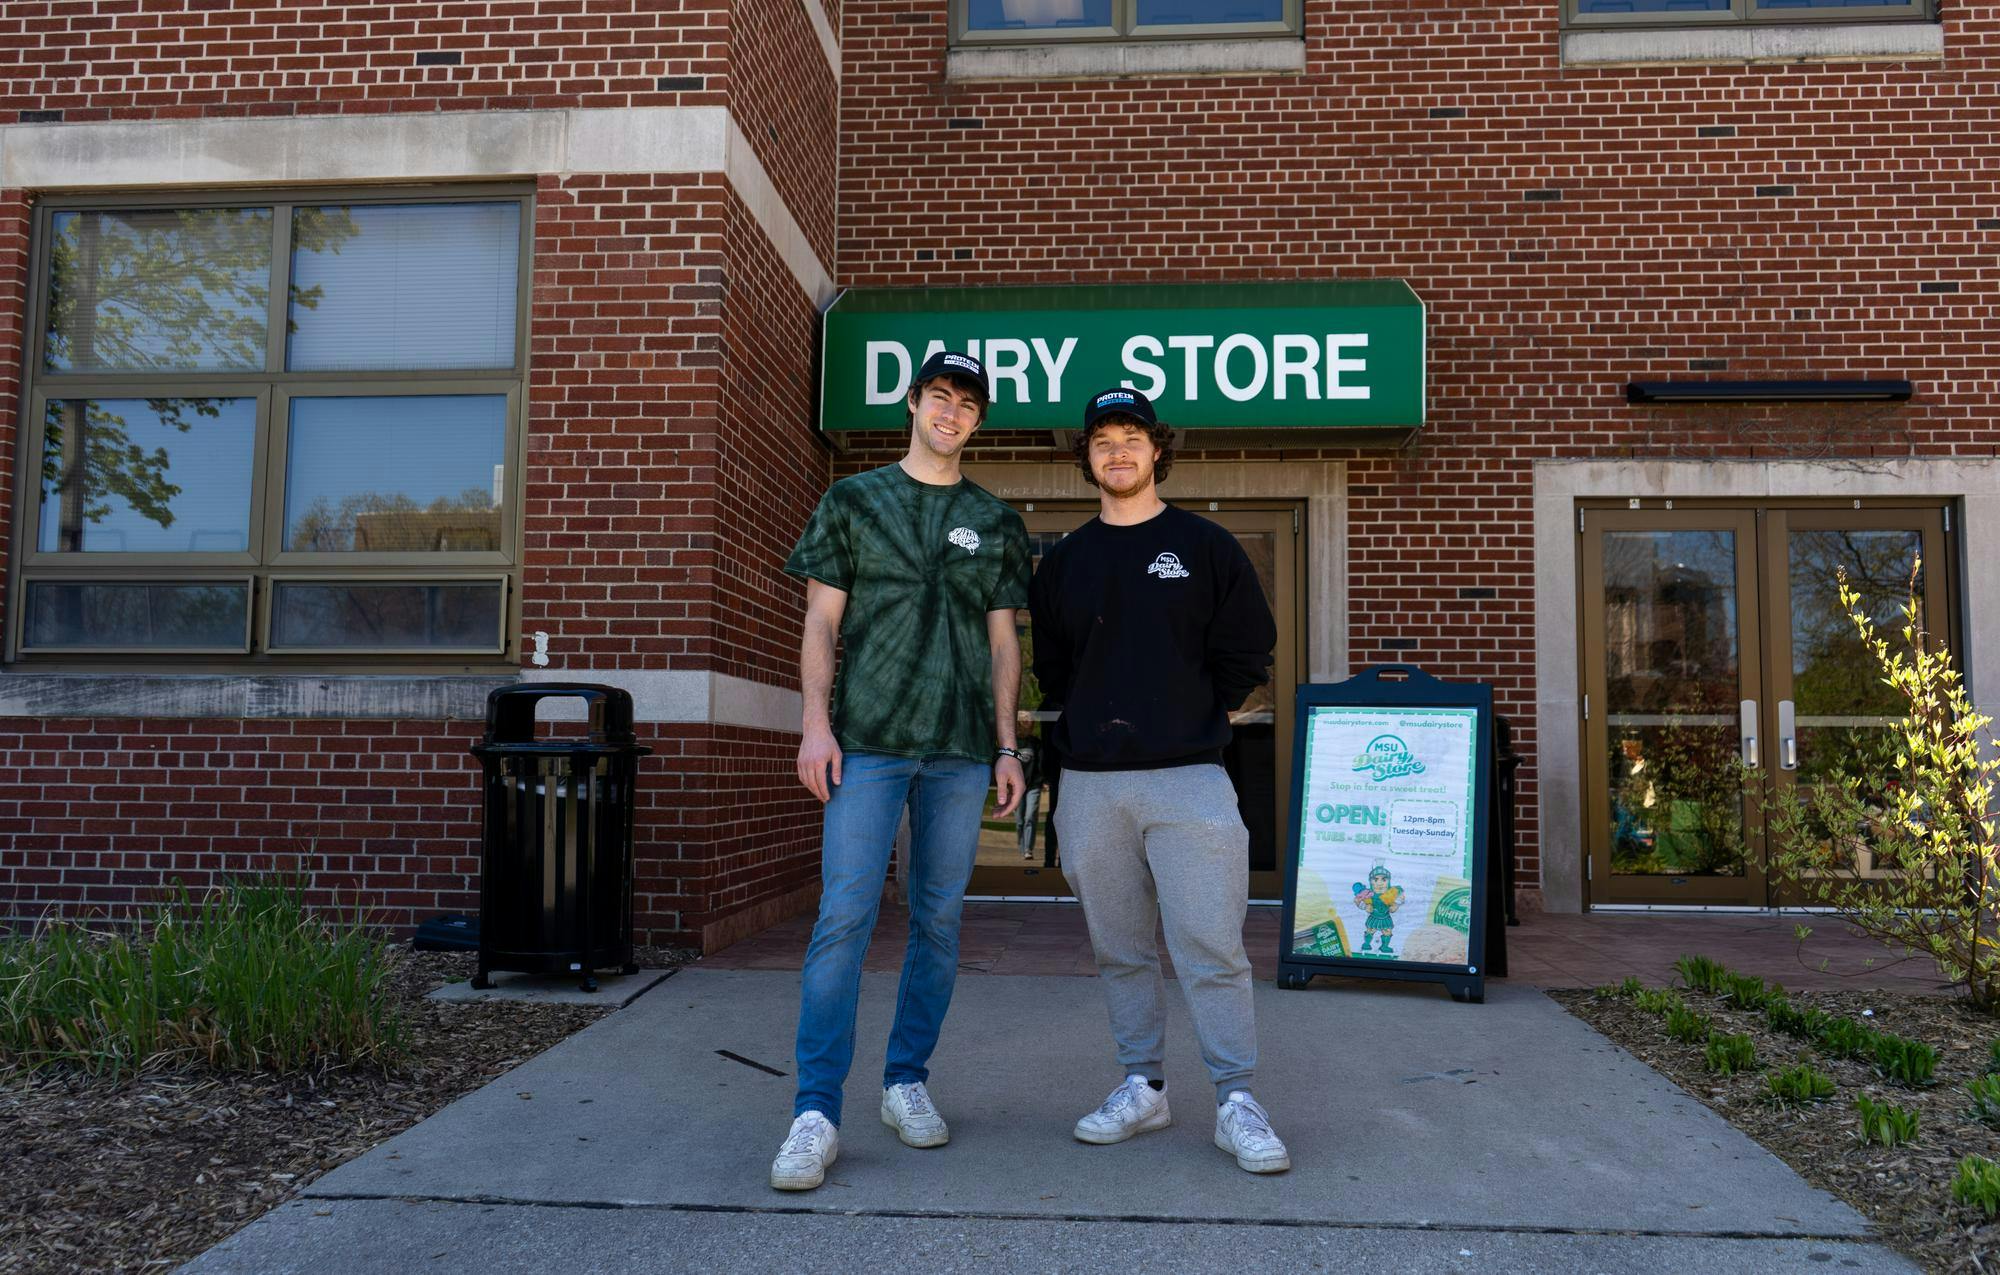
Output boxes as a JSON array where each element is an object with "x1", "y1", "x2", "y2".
[
  {"x1": 1082, "y1": 386, "x2": 1158, "y2": 430},
  {"x1": 913, "y1": 349, "x2": 990, "y2": 402}
]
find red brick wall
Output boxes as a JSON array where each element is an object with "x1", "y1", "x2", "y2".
[
  {"x1": 0, "y1": 0, "x2": 729, "y2": 119},
  {"x1": 833, "y1": 1, "x2": 2000, "y2": 894},
  {"x1": 0, "y1": 0, "x2": 839, "y2": 944},
  {"x1": 523, "y1": 170, "x2": 735, "y2": 669},
  {"x1": 730, "y1": 0, "x2": 840, "y2": 265}
]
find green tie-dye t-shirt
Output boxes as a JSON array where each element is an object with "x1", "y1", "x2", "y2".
[{"x1": 785, "y1": 464, "x2": 1031, "y2": 763}]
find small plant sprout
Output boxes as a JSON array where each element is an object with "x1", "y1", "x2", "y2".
[
  {"x1": 1720, "y1": 973, "x2": 1776, "y2": 1011},
  {"x1": 1704, "y1": 1032, "x2": 1758, "y2": 1076},
  {"x1": 1952, "y1": 1156, "x2": 2000, "y2": 1218},
  {"x1": 1872, "y1": 1033, "x2": 1940, "y2": 1087},
  {"x1": 1763, "y1": 1063, "x2": 1836, "y2": 1106},
  {"x1": 1986, "y1": 1039, "x2": 2000, "y2": 1075},
  {"x1": 1817, "y1": 1016, "x2": 1881, "y2": 1061},
  {"x1": 1853, "y1": 1094, "x2": 1920, "y2": 1148},
  {"x1": 1665, "y1": 1006, "x2": 1712, "y2": 1045},
  {"x1": 1967, "y1": 1074, "x2": 2000, "y2": 1129},
  {"x1": 1675, "y1": 955, "x2": 1729, "y2": 995},
  {"x1": 1634, "y1": 988, "x2": 1685, "y2": 1016}
]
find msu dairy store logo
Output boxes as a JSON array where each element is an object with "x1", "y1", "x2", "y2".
[
  {"x1": 1353, "y1": 734, "x2": 1425, "y2": 782},
  {"x1": 1146, "y1": 552, "x2": 1190, "y2": 579}
]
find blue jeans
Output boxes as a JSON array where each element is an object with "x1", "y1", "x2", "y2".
[{"x1": 793, "y1": 751, "x2": 991, "y2": 1124}]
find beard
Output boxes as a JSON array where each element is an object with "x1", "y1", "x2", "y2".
[{"x1": 1095, "y1": 463, "x2": 1154, "y2": 498}]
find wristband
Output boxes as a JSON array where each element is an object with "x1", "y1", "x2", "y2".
[{"x1": 994, "y1": 747, "x2": 1023, "y2": 761}]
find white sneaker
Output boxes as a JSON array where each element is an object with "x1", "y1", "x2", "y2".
[
  {"x1": 1074, "y1": 1075, "x2": 1173, "y2": 1145},
  {"x1": 880, "y1": 1081, "x2": 950, "y2": 1148},
  {"x1": 770, "y1": 1111, "x2": 838, "y2": 1190},
  {"x1": 1214, "y1": 1092, "x2": 1290, "y2": 1173}
]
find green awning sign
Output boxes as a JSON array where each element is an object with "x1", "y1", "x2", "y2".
[{"x1": 819, "y1": 281, "x2": 1424, "y2": 432}]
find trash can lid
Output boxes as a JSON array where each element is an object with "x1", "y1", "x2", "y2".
[{"x1": 484, "y1": 683, "x2": 637, "y2": 745}]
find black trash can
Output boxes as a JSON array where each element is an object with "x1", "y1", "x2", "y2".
[{"x1": 470, "y1": 684, "x2": 651, "y2": 992}]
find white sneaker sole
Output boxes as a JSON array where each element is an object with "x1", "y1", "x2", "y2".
[
  {"x1": 1074, "y1": 1102, "x2": 1172, "y2": 1145},
  {"x1": 1215, "y1": 1130, "x2": 1291, "y2": 1173},
  {"x1": 881, "y1": 1103, "x2": 950, "y2": 1148},
  {"x1": 770, "y1": 1141, "x2": 836, "y2": 1191}
]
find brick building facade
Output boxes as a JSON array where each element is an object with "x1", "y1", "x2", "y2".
[{"x1": 2, "y1": 0, "x2": 1995, "y2": 946}]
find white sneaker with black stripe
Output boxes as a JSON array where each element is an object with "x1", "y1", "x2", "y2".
[
  {"x1": 1074, "y1": 1075, "x2": 1172, "y2": 1145},
  {"x1": 1215, "y1": 1091, "x2": 1290, "y2": 1173}
]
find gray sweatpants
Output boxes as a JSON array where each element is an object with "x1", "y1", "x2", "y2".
[{"x1": 1054, "y1": 764, "x2": 1257, "y2": 1105}]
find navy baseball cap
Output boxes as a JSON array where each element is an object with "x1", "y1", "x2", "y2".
[
  {"x1": 1083, "y1": 386, "x2": 1158, "y2": 430},
  {"x1": 913, "y1": 349, "x2": 990, "y2": 402}
]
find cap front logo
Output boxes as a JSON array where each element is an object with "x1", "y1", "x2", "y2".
[
  {"x1": 948, "y1": 526, "x2": 981, "y2": 555},
  {"x1": 1146, "y1": 551, "x2": 1189, "y2": 580},
  {"x1": 942, "y1": 354, "x2": 982, "y2": 375}
]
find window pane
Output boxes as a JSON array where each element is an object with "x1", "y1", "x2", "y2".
[
  {"x1": 966, "y1": 0, "x2": 1113, "y2": 32},
  {"x1": 26, "y1": 581, "x2": 248, "y2": 649},
  {"x1": 38, "y1": 397, "x2": 258, "y2": 554},
  {"x1": 269, "y1": 581, "x2": 504, "y2": 650},
  {"x1": 1135, "y1": 0, "x2": 1284, "y2": 23},
  {"x1": 1578, "y1": 0, "x2": 1727, "y2": 10},
  {"x1": 287, "y1": 204, "x2": 521, "y2": 371},
  {"x1": 44, "y1": 208, "x2": 271, "y2": 373},
  {"x1": 1758, "y1": 0, "x2": 1911, "y2": 7},
  {"x1": 283, "y1": 396, "x2": 506, "y2": 553}
]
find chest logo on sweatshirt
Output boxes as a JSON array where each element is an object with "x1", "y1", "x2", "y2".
[
  {"x1": 948, "y1": 527, "x2": 981, "y2": 556},
  {"x1": 1146, "y1": 551, "x2": 1190, "y2": 580}
]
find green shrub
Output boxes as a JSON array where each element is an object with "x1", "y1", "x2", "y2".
[
  {"x1": 1854, "y1": 1094, "x2": 1920, "y2": 1147},
  {"x1": 1816, "y1": 1016, "x2": 1880, "y2": 1060},
  {"x1": 1594, "y1": 975, "x2": 1646, "y2": 1000},
  {"x1": 1987, "y1": 1038, "x2": 2000, "y2": 1075},
  {"x1": 1764, "y1": 564, "x2": 2000, "y2": 1010},
  {"x1": 0, "y1": 877, "x2": 402, "y2": 1079},
  {"x1": 1953, "y1": 1156, "x2": 2000, "y2": 1218},
  {"x1": 1675, "y1": 955, "x2": 1729, "y2": 995},
  {"x1": 1720, "y1": 973, "x2": 1776, "y2": 1011},
  {"x1": 1634, "y1": 988, "x2": 1685, "y2": 1016},
  {"x1": 1704, "y1": 1032, "x2": 1759, "y2": 1075},
  {"x1": 1872, "y1": 1033, "x2": 1940, "y2": 1087},
  {"x1": 1967, "y1": 1074, "x2": 2000, "y2": 1129},
  {"x1": 1665, "y1": 1006, "x2": 1712, "y2": 1045},
  {"x1": 1763, "y1": 1063, "x2": 1836, "y2": 1105}
]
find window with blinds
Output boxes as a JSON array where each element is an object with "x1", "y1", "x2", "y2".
[{"x1": 14, "y1": 188, "x2": 530, "y2": 665}]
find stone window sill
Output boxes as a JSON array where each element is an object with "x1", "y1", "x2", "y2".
[
  {"x1": 945, "y1": 37, "x2": 1305, "y2": 82},
  {"x1": 1562, "y1": 21, "x2": 1941, "y2": 67}
]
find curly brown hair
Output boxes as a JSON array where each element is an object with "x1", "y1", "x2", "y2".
[{"x1": 1074, "y1": 414, "x2": 1175, "y2": 488}]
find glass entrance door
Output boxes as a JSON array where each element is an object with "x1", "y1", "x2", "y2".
[
  {"x1": 1580, "y1": 502, "x2": 1954, "y2": 907},
  {"x1": 968, "y1": 502, "x2": 1303, "y2": 900},
  {"x1": 1582, "y1": 509, "x2": 1765, "y2": 905}
]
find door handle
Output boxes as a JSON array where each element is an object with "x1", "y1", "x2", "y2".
[
  {"x1": 1740, "y1": 699, "x2": 1760, "y2": 769},
  {"x1": 1778, "y1": 699, "x2": 1797, "y2": 771}
]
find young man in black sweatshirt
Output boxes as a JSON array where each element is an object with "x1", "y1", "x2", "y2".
[{"x1": 1028, "y1": 387, "x2": 1290, "y2": 1174}]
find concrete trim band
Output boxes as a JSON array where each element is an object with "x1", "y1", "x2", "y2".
[
  {"x1": 0, "y1": 106, "x2": 835, "y2": 305},
  {"x1": 0, "y1": 668, "x2": 803, "y2": 731}
]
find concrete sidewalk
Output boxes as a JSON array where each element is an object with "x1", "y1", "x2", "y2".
[{"x1": 183, "y1": 968, "x2": 1914, "y2": 1273}]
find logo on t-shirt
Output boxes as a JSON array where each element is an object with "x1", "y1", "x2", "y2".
[
  {"x1": 1146, "y1": 551, "x2": 1190, "y2": 580},
  {"x1": 948, "y1": 526, "x2": 981, "y2": 555}
]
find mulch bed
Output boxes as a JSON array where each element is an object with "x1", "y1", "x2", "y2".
[
  {"x1": 0, "y1": 945, "x2": 693, "y2": 1275},
  {"x1": 1552, "y1": 983, "x2": 2000, "y2": 1273}
]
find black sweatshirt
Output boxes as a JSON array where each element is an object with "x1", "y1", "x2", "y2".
[{"x1": 1028, "y1": 503, "x2": 1277, "y2": 772}]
